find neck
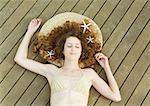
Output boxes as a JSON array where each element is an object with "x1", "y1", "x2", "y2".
[{"x1": 62, "y1": 59, "x2": 81, "y2": 72}]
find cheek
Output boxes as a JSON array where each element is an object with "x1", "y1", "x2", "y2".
[
  {"x1": 78, "y1": 48, "x2": 82, "y2": 55},
  {"x1": 79, "y1": 48, "x2": 82, "y2": 52},
  {"x1": 79, "y1": 46, "x2": 82, "y2": 52},
  {"x1": 63, "y1": 47, "x2": 70, "y2": 55}
]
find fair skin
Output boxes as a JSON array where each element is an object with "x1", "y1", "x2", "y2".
[{"x1": 14, "y1": 18, "x2": 121, "y2": 104}]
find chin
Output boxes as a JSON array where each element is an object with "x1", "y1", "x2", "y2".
[
  {"x1": 67, "y1": 56, "x2": 80, "y2": 61},
  {"x1": 69, "y1": 57, "x2": 78, "y2": 60}
]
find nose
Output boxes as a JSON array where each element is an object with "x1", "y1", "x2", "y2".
[
  {"x1": 71, "y1": 46, "x2": 77, "y2": 52},
  {"x1": 71, "y1": 46, "x2": 75, "y2": 51}
]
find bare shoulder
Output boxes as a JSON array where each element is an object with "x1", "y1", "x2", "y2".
[
  {"x1": 82, "y1": 68, "x2": 97, "y2": 80},
  {"x1": 82, "y1": 68, "x2": 96, "y2": 74},
  {"x1": 46, "y1": 64, "x2": 59, "y2": 69},
  {"x1": 45, "y1": 64, "x2": 59, "y2": 75}
]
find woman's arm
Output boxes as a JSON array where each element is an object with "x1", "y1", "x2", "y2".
[
  {"x1": 90, "y1": 53, "x2": 121, "y2": 102},
  {"x1": 14, "y1": 18, "x2": 57, "y2": 78}
]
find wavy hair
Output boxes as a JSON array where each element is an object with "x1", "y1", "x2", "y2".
[{"x1": 32, "y1": 21, "x2": 101, "y2": 69}]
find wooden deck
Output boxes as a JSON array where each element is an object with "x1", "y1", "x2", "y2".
[{"x1": 0, "y1": 0, "x2": 149, "y2": 106}]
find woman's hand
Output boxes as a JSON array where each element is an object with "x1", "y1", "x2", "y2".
[
  {"x1": 95, "y1": 52, "x2": 109, "y2": 69},
  {"x1": 27, "y1": 18, "x2": 42, "y2": 33}
]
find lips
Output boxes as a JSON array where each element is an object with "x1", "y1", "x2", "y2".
[{"x1": 70, "y1": 52, "x2": 76, "y2": 55}]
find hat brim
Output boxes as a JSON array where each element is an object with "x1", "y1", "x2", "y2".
[
  {"x1": 39, "y1": 12, "x2": 103, "y2": 47},
  {"x1": 38, "y1": 12, "x2": 103, "y2": 67}
]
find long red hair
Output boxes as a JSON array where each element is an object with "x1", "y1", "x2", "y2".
[{"x1": 32, "y1": 21, "x2": 101, "y2": 69}]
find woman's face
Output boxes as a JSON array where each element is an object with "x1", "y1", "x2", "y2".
[{"x1": 63, "y1": 36, "x2": 82, "y2": 61}]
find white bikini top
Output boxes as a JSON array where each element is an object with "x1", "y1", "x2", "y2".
[{"x1": 50, "y1": 69, "x2": 92, "y2": 97}]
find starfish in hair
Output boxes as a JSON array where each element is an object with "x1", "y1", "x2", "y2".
[
  {"x1": 81, "y1": 20, "x2": 92, "y2": 33},
  {"x1": 47, "y1": 50, "x2": 55, "y2": 59},
  {"x1": 86, "y1": 36, "x2": 94, "y2": 43}
]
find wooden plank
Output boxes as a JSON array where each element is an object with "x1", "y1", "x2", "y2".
[
  {"x1": 100, "y1": 0, "x2": 134, "y2": 43},
  {"x1": 0, "y1": 0, "x2": 53, "y2": 103},
  {"x1": 0, "y1": 45, "x2": 39, "y2": 104},
  {"x1": 94, "y1": 0, "x2": 121, "y2": 28},
  {"x1": 71, "y1": 0, "x2": 93, "y2": 14},
  {"x1": 95, "y1": 1, "x2": 150, "y2": 105},
  {"x1": 89, "y1": 0, "x2": 147, "y2": 105},
  {"x1": 126, "y1": 66, "x2": 150, "y2": 106},
  {"x1": 0, "y1": 0, "x2": 52, "y2": 81},
  {"x1": 0, "y1": 54, "x2": 45, "y2": 105},
  {"x1": 111, "y1": 40, "x2": 150, "y2": 106},
  {"x1": 0, "y1": 0, "x2": 63, "y2": 104},
  {"x1": 84, "y1": 0, "x2": 106, "y2": 19},
  {"x1": 0, "y1": 63, "x2": 34, "y2": 102},
  {"x1": 0, "y1": 39, "x2": 21, "y2": 83},
  {"x1": 88, "y1": 0, "x2": 127, "y2": 105},
  {"x1": 46, "y1": 102, "x2": 50, "y2": 106},
  {"x1": 0, "y1": 1, "x2": 64, "y2": 105},
  {"x1": 0, "y1": 0, "x2": 38, "y2": 45},
  {"x1": 83, "y1": 0, "x2": 108, "y2": 104},
  {"x1": 104, "y1": 0, "x2": 149, "y2": 79},
  {"x1": 0, "y1": 0, "x2": 52, "y2": 83},
  {"x1": 31, "y1": 84, "x2": 50, "y2": 106},
  {"x1": 95, "y1": 20, "x2": 150, "y2": 106},
  {"x1": 0, "y1": 0, "x2": 38, "y2": 63},
  {"x1": 14, "y1": 75, "x2": 47, "y2": 106},
  {"x1": 102, "y1": 0, "x2": 148, "y2": 58},
  {"x1": 52, "y1": 0, "x2": 79, "y2": 15},
  {"x1": 0, "y1": 0, "x2": 9, "y2": 11},
  {"x1": 0, "y1": 32, "x2": 38, "y2": 82},
  {"x1": 141, "y1": 90, "x2": 150, "y2": 106},
  {"x1": 0, "y1": 0, "x2": 24, "y2": 27},
  {"x1": 107, "y1": 0, "x2": 149, "y2": 84},
  {"x1": 0, "y1": 70, "x2": 36, "y2": 106}
]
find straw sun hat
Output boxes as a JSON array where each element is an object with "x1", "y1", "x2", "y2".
[{"x1": 37, "y1": 12, "x2": 103, "y2": 67}]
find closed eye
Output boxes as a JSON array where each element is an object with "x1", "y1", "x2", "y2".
[
  {"x1": 67, "y1": 43, "x2": 72, "y2": 48},
  {"x1": 67, "y1": 45, "x2": 72, "y2": 48},
  {"x1": 75, "y1": 46, "x2": 80, "y2": 48}
]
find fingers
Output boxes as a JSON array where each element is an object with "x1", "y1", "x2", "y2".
[
  {"x1": 37, "y1": 18, "x2": 42, "y2": 22},
  {"x1": 95, "y1": 52, "x2": 108, "y2": 60},
  {"x1": 37, "y1": 18, "x2": 42, "y2": 23},
  {"x1": 28, "y1": 18, "x2": 42, "y2": 32},
  {"x1": 96, "y1": 54, "x2": 103, "y2": 60},
  {"x1": 31, "y1": 18, "x2": 42, "y2": 25},
  {"x1": 95, "y1": 53, "x2": 103, "y2": 58}
]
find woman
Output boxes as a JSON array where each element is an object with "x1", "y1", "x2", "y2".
[{"x1": 14, "y1": 15, "x2": 121, "y2": 106}]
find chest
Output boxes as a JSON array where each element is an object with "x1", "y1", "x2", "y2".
[{"x1": 49, "y1": 75, "x2": 92, "y2": 96}]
